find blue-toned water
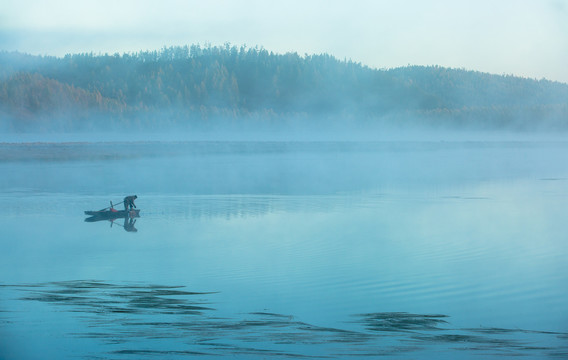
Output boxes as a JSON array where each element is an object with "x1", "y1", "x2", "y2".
[{"x1": 1, "y1": 140, "x2": 567, "y2": 359}]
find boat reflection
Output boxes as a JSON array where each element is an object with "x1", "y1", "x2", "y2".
[{"x1": 84, "y1": 209, "x2": 140, "y2": 232}]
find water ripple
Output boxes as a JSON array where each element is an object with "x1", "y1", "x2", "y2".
[{"x1": 2, "y1": 280, "x2": 567, "y2": 359}]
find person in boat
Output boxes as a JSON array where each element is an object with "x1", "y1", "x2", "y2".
[{"x1": 123, "y1": 195, "x2": 137, "y2": 211}]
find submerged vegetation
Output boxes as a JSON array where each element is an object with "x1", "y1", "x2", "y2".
[{"x1": 0, "y1": 44, "x2": 567, "y2": 131}]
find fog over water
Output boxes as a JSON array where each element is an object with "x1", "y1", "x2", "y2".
[{"x1": 1, "y1": 135, "x2": 567, "y2": 359}]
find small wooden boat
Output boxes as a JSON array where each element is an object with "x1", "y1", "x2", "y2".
[{"x1": 84, "y1": 208, "x2": 140, "y2": 222}]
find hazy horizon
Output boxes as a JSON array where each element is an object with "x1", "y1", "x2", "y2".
[{"x1": 1, "y1": 0, "x2": 567, "y2": 83}]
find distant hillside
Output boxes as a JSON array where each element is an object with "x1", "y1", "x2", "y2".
[{"x1": 1, "y1": 45, "x2": 567, "y2": 131}]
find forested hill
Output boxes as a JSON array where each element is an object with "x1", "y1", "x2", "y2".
[{"x1": 1, "y1": 45, "x2": 567, "y2": 131}]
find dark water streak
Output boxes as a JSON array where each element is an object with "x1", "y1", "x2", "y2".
[{"x1": 2, "y1": 280, "x2": 567, "y2": 359}]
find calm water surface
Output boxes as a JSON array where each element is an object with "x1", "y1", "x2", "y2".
[{"x1": 0, "y1": 140, "x2": 567, "y2": 359}]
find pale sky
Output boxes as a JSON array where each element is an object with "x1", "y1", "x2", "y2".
[{"x1": 1, "y1": 0, "x2": 567, "y2": 82}]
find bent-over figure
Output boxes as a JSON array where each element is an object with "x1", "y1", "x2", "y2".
[{"x1": 123, "y1": 195, "x2": 137, "y2": 211}]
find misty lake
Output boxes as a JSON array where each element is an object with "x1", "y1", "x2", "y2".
[{"x1": 1, "y1": 138, "x2": 567, "y2": 359}]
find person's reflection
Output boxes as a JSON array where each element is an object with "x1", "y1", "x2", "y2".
[{"x1": 123, "y1": 217, "x2": 138, "y2": 232}]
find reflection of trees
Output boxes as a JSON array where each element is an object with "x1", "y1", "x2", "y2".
[{"x1": 157, "y1": 195, "x2": 382, "y2": 220}]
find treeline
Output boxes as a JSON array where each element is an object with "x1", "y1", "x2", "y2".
[{"x1": 0, "y1": 44, "x2": 567, "y2": 131}]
